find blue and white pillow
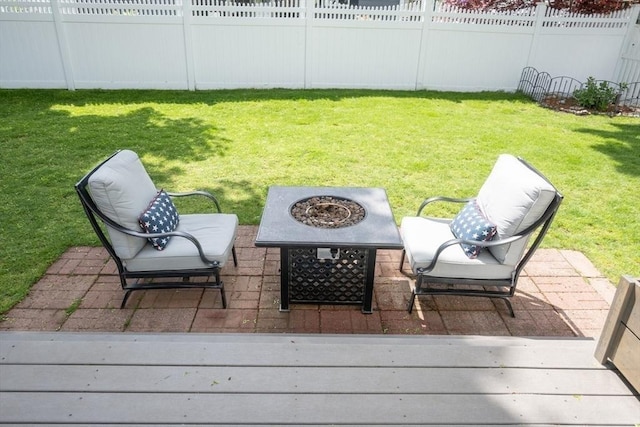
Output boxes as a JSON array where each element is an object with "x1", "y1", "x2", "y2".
[
  {"x1": 450, "y1": 200, "x2": 497, "y2": 258},
  {"x1": 138, "y1": 189, "x2": 180, "y2": 250}
]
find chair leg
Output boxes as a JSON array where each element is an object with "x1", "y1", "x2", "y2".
[
  {"x1": 399, "y1": 249, "x2": 406, "y2": 271},
  {"x1": 232, "y1": 246, "x2": 238, "y2": 267},
  {"x1": 120, "y1": 290, "x2": 133, "y2": 309},
  {"x1": 220, "y1": 286, "x2": 227, "y2": 309},
  {"x1": 407, "y1": 290, "x2": 416, "y2": 314},
  {"x1": 502, "y1": 297, "x2": 515, "y2": 318},
  {"x1": 214, "y1": 270, "x2": 227, "y2": 309},
  {"x1": 407, "y1": 274, "x2": 424, "y2": 313}
]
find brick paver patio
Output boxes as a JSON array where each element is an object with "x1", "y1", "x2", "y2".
[{"x1": 0, "y1": 226, "x2": 616, "y2": 337}]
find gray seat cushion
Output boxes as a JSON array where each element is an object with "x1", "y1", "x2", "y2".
[
  {"x1": 400, "y1": 216, "x2": 515, "y2": 280},
  {"x1": 401, "y1": 154, "x2": 557, "y2": 278},
  {"x1": 125, "y1": 213, "x2": 239, "y2": 272},
  {"x1": 88, "y1": 149, "x2": 238, "y2": 270}
]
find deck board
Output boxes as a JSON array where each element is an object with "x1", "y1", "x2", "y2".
[
  {"x1": 0, "y1": 333, "x2": 607, "y2": 367},
  {"x1": 2, "y1": 392, "x2": 639, "y2": 425},
  {"x1": 3, "y1": 365, "x2": 633, "y2": 394},
  {"x1": 1, "y1": 332, "x2": 638, "y2": 426}
]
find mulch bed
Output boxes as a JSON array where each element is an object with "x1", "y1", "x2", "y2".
[{"x1": 541, "y1": 95, "x2": 640, "y2": 117}]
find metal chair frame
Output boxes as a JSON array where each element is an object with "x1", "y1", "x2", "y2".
[
  {"x1": 400, "y1": 158, "x2": 563, "y2": 317},
  {"x1": 75, "y1": 151, "x2": 237, "y2": 308}
]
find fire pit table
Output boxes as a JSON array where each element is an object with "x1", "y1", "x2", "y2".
[{"x1": 255, "y1": 186, "x2": 403, "y2": 313}]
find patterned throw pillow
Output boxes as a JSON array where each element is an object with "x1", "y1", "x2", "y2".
[
  {"x1": 450, "y1": 200, "x2": 497, "y2": 258},
  {"x1": 138, "y1": 189, "x2": 180, "y2": 250}
]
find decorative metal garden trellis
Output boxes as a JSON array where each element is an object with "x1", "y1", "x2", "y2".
[{"x1": 518, "y1": 66, "x2": 640, "y2": 108}]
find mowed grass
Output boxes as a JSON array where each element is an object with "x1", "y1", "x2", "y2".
[{"x1": 0, "y1": 89, "x2": 638, "y2": 313}]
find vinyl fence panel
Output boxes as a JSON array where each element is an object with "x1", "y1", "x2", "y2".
[
  {"x1": 616, "y1": 22, "x2": 640, "y2": 84},
  {"x1": 0, "y1": 8, "x2": 67, "y2": 88},
  {"x1": 63, "y1": 21, "x2": 189, "y2": 89},
  {"x1": 528, "y1": 7, "x2": 635, "y2": 83},
  {"x1": 191, "y1": 21, "x2": 306, "y2": 89},
  {"x1": 1, "y1": 0, "x2": 639, "y2": 91}
]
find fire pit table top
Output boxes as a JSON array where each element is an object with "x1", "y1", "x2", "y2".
[{"x1": 255, "y1": 186, "x2": 403, "y2": 249}]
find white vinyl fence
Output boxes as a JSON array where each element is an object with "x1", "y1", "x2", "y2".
[{"x1": 1, "y1": 0, "x2": 639, "y2": 91}]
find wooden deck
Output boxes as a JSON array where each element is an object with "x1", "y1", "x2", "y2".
[{"x1": 1, "y1": 332, "x2": 638, "y2": 426}]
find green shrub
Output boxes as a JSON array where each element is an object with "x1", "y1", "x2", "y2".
[{"x1": 573, "y1": 77, "x2": 626, "y2": 112}]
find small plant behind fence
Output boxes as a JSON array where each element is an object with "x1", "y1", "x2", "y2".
[{"x1": 518, "y1": 66, "x2": 640, "y2": 111}]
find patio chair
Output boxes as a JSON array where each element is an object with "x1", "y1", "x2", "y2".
[
  {"x1": 75, "y1": 149, "x2": 238, "y2": 308},
  {"x1": 399, "y1": 154, "x2": 563, "y2": 316}
]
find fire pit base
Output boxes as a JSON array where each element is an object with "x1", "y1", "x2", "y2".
[{"x1": 288, "y1": 247, "x2": 370, "y2": 304}]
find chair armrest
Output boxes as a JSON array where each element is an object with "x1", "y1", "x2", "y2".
[
  {"x1": 167, "y1": 190, "x2": 222, "y2": 213},
  {"x1": 416, "y1": 195, "x2": 562, "y2": 275},
  {"x1": 417, "y1": 196, "x2": 473, "y2": 216},
  {"x1": 416, "y1": 233, "x2": 530, "y2": 274},
  {"x1": 123, "y1": 225, "x2": 222, "y2": 267},
  {"x1": 87, "y1": 203, "x2": 221, "y2": 267}
]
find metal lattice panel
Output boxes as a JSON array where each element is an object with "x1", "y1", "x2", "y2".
[{"x1": 288, "y1": 248, "x2": 369, "y2": 304}]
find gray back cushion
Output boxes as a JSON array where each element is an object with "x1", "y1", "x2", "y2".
[
  {"x1": 88, "y1": 150, "x2": 158, "y2": 260},
  {"x1": 477, "y1": 154, "x2": 557, "y2": 265}
]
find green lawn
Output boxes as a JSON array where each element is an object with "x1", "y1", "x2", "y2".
[{"x1": 1, "y1": 89, "x2": 638, "y2": 314}]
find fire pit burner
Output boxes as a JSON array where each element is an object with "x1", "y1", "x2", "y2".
[{"x1": 291, "y1": 196, "x2": 365, "y2": 228}]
